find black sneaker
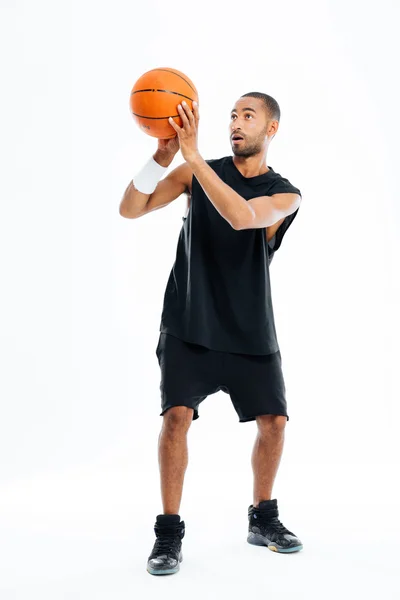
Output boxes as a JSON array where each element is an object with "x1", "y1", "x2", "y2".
[
  {"x1": 147, "y1": 514, "x2": 185, "y2": 575},
  {"x1": 247, "y1": 499, "x2": 303, "y2": 553}
]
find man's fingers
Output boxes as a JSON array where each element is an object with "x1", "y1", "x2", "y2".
[
  {"x1": 193, "y1": 101, "x2": 199, "y2": 122},
  {"x1": 178, "y1": 103, "x2": 191, "y2": 128},
  {"x1": 183, "y1": 101, "x2": 195, "y2": 125},
  {"x1": 168, "y1": 117, "x2": 181, "y2": 133}
]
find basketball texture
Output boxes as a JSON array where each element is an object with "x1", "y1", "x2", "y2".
[{"x1": 129, "y1": 67, "x2": 199, "y2": 139}]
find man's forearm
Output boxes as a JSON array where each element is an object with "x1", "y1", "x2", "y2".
[{"x1": 187, "y1": 153, "x2": 253, "y2": 229}]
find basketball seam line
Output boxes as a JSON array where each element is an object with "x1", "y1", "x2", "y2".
[
  {"x1": 131, "y1": 89, "x2": 195, "y2": 102},
  {"x1": 131, "y1": 113, "x2": 180, "y2": 120}
]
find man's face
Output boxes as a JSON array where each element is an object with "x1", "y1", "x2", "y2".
[{"x1": 229, "y1": 97, "x2": 273, "y2": 157}]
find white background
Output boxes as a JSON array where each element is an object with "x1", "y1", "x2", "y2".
[{"x1": 1, "y1": 0, "x2": 399, "y2": 597}]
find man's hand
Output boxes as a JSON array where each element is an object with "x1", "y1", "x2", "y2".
[
  {"x1": 157, "y1": 136, "x2": 180, "y2": 156},
  {"x1": 168, "y1": 101, "x2": 200, "y2": 164},
  {"x1": 153, "y1": 136, "x2": 180, "y2": 167}
]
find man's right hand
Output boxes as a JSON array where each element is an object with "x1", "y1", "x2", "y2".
[{"x1": 153, "y1": 136, "x2": 180, "y2": 167}]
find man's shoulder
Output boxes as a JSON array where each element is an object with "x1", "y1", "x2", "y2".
[{"x1": 268, "y1": 171, "x2": 302, "y2": 197}]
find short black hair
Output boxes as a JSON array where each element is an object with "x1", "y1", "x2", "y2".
[{"x1": 240, "y1": 92, "x2": 280, "y2": 122}]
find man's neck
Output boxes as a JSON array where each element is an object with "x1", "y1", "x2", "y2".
[{"x1": 232, "y1": 155, "x2": 269, "y2": 178}]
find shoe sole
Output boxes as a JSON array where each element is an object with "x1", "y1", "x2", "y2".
[
  {"x1": 147, "y1": 552, "x2": 183, "y2": 575},
  {"x1": 247, "y1": 532, "x2": 303, "y2": 553}
]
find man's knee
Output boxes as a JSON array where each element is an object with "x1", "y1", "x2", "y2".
[
  {"x1": 256, "y1": 414, "x2": 287, "y2": 434},
  {"x1": 163, "y1": 405, "x2": 194, "y2": 429}
]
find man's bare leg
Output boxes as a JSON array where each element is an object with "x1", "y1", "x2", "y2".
[
  {"x1": 158, "y1": 406, "x2": 194, "y2": 514},
  {"x1": 251, "y1": 415, "x2": 287, "y2": 507}
]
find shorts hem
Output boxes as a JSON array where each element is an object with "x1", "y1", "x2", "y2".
[
  {"x1": 160, "y1": 405, "x2": 200, "y2": 420},
  {"x1": 239, "y1": 413, "x2": 289, "y2": 423}
]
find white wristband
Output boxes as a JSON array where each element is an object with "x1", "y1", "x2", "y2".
[{"x1": 132, "y1": 156, "x2": 168, "y2": 195}]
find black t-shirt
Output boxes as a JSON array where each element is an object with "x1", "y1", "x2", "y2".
[{"x1": 159, "y1": 155, "x2": 301, "y2": 355}]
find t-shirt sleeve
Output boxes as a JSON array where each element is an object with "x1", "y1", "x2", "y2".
[{"x1": 267, "y1": 178, "x2": 302, "y2": 254}]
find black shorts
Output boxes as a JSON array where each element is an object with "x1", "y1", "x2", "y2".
[{"x1": 155, "y1": 333, "x2": 289, "y2": 423}]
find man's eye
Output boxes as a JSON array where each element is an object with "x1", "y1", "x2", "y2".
[{"x1": 230, "y1": 113, "x2": 252, "y2": 119}]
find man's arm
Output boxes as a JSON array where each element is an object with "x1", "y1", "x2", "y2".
[
  {"x1": 240, "y1": 192, "x2": 301, "y2": 230},
  {"x1": 119, "y1": 153, "x2": 192, "y2": 219},
  {"x1": 187, "y1": 155, "x2": 301, "y2": 230}
]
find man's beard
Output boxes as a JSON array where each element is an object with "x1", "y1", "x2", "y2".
[{"x1": 232, "y1": 127, "x2": 267, "y2": 157}]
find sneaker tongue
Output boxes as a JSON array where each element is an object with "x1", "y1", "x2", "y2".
[
  {"x1": 156, "y1": 514, "x2": 181, "y2": 524},
  {"x1": 258, "y1": 499, "x2": 277, "y2": 508},
  {"x1": 256, "y1": 499, "x2": 278, "y2": 517}
]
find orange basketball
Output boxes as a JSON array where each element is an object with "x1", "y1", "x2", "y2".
[{"x1": 129, "y1": 67, "x2": 199, "y2": 139}]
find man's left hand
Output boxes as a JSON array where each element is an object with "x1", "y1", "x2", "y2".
[{"x1": 169, "y1": 101, "x2": 200, "y2": 164}]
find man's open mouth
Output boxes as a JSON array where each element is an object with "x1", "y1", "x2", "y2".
[{"x1": 232, "y1": 135, "x2": 244, "y2": 143}]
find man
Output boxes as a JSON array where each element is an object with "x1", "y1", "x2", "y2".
[{"x1": 119, "y1": 92, "x2": 303, "y2": 576}]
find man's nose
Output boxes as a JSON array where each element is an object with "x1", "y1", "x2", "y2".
[{"x1": 231, "y1": 124, "x2": 242, "y2": 134}]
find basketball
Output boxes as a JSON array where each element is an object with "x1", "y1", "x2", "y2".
[{"x1": 129, "y1": 67, "x2": 199, "y2": 139}]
